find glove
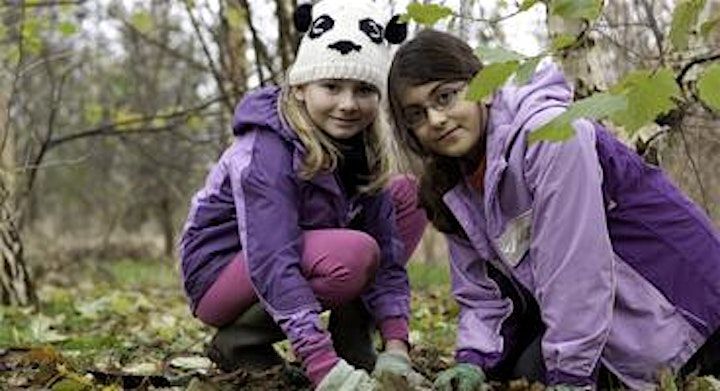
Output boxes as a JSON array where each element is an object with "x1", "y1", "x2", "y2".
[
  {"x1": 316, "y1": 359, "x2": 377, "y2": 391},
  {"x1": 372, "y1": 351, "x2": 431, "y2": 389},
  {"x1": 433, "y1": 363, "x2": 486, "y2": 391}
]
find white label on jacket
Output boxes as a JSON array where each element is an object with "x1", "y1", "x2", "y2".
[{"x1": 496, "y1": 209, "x2": 532, "y2": 268}]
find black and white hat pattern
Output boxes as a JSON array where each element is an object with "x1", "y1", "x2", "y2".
[{"x1": 288, "y1": 0, "x2": 407, "y2": 94}]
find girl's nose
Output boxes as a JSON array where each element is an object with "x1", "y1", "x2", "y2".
[
  {"x1": 427, "y1": 107, "x2": 447, "y2": 128},
  {"x1": 338, "y1": 91, "x2": 359, "y2": 111}
]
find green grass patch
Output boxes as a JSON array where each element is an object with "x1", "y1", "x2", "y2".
[
  {"x1": 106, "y1": 258, "x2": 179, "y2": 288},
  {"x1": 407, "y1": 261, "x2": 450, "y2": 290}
]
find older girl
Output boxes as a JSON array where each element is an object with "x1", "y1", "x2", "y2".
[{"x1": 387, "y1": 29, "x2": 720, "y2": 390}]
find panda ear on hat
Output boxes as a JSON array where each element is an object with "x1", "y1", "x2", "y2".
[
  {"x1": 293, "y1": 3, "x2": 313, "y2": 33},
  {"x1": 384, "y1": 14, "x2": 407, "y2": 44}
]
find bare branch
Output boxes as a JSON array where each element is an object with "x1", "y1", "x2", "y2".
[
  {"x1": 637, "y1": 0, "x2": 665, "y2": 63},
  {"x1": 0, "y1": 0, "x2": 84, "y2": 9},
  {"x1": 237, "y1": 0, "x2": 267, "y2": 85},
  {"x1": 451, "y1": 8, "x2": 523, "y2": 24},
  {"x1": 14, "y1": 154, "x2": 90, "y2": 172},
  {"x1": 677, "y1": 122, "x2": 710, "y2": 215},
  {"x1": 590, "y1": 26, "x2": 655, "y2": 62},
  {"x1": 677, "y1": 53, "x2": 720, "y2": 85},
  {"x1": 1, "y1": 2, "x2": 25, "y2": 160},
  {"x1": 120, "y1": 19, "x2": 210, "y2": 73},
  {"x1": 182, "y1": 0, "x2": 234, "y2": 114},
  {"x1": 275, "y1": 0, "x2": 295, "y2": 71},
  {"x1": 46, "y1": 95, "x2": 224, "y2": 150},
  {"x1": 23, "y1": 58, "x2": 74, "y2": 200}
]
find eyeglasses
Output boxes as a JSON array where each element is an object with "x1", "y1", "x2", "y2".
[{"x1": 401, "y1": 81, "x2": 467, "y2": 129}]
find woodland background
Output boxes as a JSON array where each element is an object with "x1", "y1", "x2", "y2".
[{"x1": 0, "y1": 0, "x2": 718, "y2": 389}]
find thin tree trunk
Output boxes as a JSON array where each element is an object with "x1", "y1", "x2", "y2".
[
  {"x1": 275, "y1": 0, "x2": 296, "y2": 71},
  {"x1": 159, "y1": 196, "x2": 174, "y2": 258},
  {"x1": 0, "y1": 177, "x2": 36, "y2": 307},
  {"x1": 0, "y1": 79, "x2": 37, "y2": 307}
]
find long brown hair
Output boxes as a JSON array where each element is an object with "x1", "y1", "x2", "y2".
[{"x1": 387, "y1": 29, "x2": 484, "y2": 235}]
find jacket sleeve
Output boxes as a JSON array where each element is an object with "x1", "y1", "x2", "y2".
[
  {"x1": 523, "y1": 118, "x2": 615, "y2": 386},
  {"x1": 357, "y1": 191, "x2": 411, "y2": 342},
  {"x1": 447, "y1": 234, "x2": 513, "y2": 369},
  {"x1": 229, "y1": 131, "x2": 336, "y2": 378}
]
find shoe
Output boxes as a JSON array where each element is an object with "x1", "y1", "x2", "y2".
[
  {"x1": 206, "y1": 303, "x2": 285, "y2": 372},
  {"x1": 328, "y1": 299, "x2": 377, "y2": 372}
]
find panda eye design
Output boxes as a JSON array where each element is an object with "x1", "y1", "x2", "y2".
[
  {"x1": 359, "y1": 18, "x2": 384, "y2": 44},
  {"x1": 309, "y1": 14, "x2": 335, "y2": 39}
]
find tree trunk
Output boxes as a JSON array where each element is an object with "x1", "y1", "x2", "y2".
[
  {"x1": 0, "y1": 177, "x2": 36, "y2": 307},
  {"x1": 275, "y1": 0, "x2": 296, "y2": 72},
  {"x1": 0, "y1": 89, "x2": 37, "y2": 307}
]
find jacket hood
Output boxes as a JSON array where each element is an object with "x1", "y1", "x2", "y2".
[{"x1": 231, "y1": 86, "x2": 298, "y2": 144}]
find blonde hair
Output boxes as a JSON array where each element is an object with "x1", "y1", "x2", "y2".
[{"x1": 279, "y1": 85, "x2": 393, "y2": 194}]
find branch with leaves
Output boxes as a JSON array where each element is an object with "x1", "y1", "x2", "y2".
[{"x1": 402, "y1": 0, "x2": 720, "y2": 143}]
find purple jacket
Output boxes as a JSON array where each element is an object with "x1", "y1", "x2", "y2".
[
  {"x1": 447, "y1": 65, "x2": 720, "y2": 389},
  {"x1": 179, "y1": 86, "x2": 409, "y2": 352}
]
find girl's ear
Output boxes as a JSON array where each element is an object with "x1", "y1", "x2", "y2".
[
  {"x1": 292, "y1": 86, "x2": 306, "y2": 102},
  {"x1": 293, "y1": 3, "x2": 313, "y2": 33},
  {"x1": 384, "y1": 15, "x2": 407, "y2": 44}
]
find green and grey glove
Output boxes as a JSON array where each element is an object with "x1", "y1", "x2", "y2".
[
  {"x1": 372, "y1": 351, "x2": 431, "y2": 388},
  {"x1": 316, "y1": 359, "x2": 377, "y2": 391},
  {"x1": 433, "y1": 363, "x2": 486, "y2": 391}
]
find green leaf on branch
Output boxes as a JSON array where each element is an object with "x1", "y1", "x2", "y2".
[
  {"x1": 58, "y1": 22, "x2": 77, "y2": 37},
  {"x1": 84, "y1": 103, "x2": 103, "y2": 124},
  {"x1": 404, "y1": 2, "x2": 453, "y2": 26},
  {"x1": 529, "y1": 93, "x2": 627, "y2": 143},
  {"x1": 187, "y1": 115, "x2": 204, "y2": 131},
  {"x1": 608, "y1": 68, "x2": 680, "y2": 135},
  {"x1": 466, "y1": 61, "x2": 520, "y2": 102},
  {"x1": 475, "y1": 45, "x2": 525, "y2": 64},
  {"x1": 515, "y1": 57, "x2": 542, "y2": 85},
  {"x1": 131, "y1": 10, "x2": 154, "y2": 34},
  {"x1": 22, "y1": 17, "x2": 44, "y2": 56},
  {"x1": 549, "y1": 0, "x2": 602, "y2": 21},
  {"x1": 670, "y1": 0, "x2": 706, "y2": 50},
  {"x1": 697, "y1": 63, "x2": 720, "y2": 112},
  {"x1": 520, "y1": 0, "x2": 540, "y2": 11},
  {"x1": 551, "y1": 33, "x2": 577, "y2": 50}
]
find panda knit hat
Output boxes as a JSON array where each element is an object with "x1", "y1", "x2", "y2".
[{"x1": 288, "y1": 0, "x2": 407, "y2": 94}]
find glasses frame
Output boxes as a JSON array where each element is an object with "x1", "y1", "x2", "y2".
[{"x1": 401, "y1": 81, "x2": 468, "y2": 130}]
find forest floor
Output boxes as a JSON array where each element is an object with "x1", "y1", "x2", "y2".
[{"x1": 1, "y1": 258, "x2": 718, "y2": 390}]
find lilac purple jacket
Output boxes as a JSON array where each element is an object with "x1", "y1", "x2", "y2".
[
  {"x1": 179, "y1": 87, "x2": 409, "y2": 359},
  {"x1": 447, "y1": 65, "x2": 720, "y2": 389}
]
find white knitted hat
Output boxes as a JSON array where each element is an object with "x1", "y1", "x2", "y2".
[{"x1": 288, "y1": 0, "x2": 406, "y2": 94}]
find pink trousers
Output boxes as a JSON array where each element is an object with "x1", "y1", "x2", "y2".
[{"x1": 195, "y1": 175, "x2": 428, "y2": 327}]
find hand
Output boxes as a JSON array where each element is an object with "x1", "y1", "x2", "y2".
[
  {"x1": 316, "y1": 359, "x2": 377, "y2": 391},
  {"x1": 372, "y1": 350, "x2": 431, "y2": 389},
  {"x1": 433, "y1": 363, "x2": 486, "y2": 391}
]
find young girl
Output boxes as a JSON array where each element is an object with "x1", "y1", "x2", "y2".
[
  {"x1": 179, "y1": 1, "x2": 428, "y2": 389},
  {"x1": 387, "y1": 29, "x2": 720, "y2": 390}
]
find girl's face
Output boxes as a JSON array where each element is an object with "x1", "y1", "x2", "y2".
[
  {"x1": 399, "y1": 81, "x2": 487, "y2": 158},
  {"x1": 294, "y1": 79, "x2": 380, "y2": 140}
]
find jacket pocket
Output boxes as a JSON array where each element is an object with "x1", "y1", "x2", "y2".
[{"x1": 495, "y1": 208, "x2": 532, "y2": 268}]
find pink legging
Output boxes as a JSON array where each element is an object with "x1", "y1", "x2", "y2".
[{"x1": 195, "y1": 175, "x2": 428, "y2": 327}]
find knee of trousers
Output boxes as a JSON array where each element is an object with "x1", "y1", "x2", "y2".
[
  {"x1": 387, "y1": 174, "x2": 420, "y2": 213},
  {"x1": 311, "y1": 230, "x2": 380, "y2": 306}
]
